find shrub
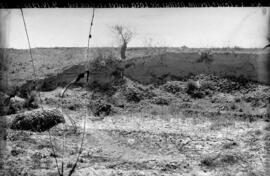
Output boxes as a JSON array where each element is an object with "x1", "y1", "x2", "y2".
[
  {"x1": 123, "y1": 83, "x2": 155, "y2": 103},
  {"x1": 186, "y1": 80, "x2": 200, "y2": 92},
  {"x1": 186, "y1": 79, "x2": 217, "y2": 98},
  {"x1": 149, "y1": 105, "x2": 163, "y2": 116},
  {"x1": 210, "y1": 118, "x2": 235, "y2": 130},
  {"x1": 23, "y1": 90, "x2": 39, "y2": 109},
  {"x1": 151, "y1": 95, "x2": 171, "y2": 105},
  {"x1": 200, "y1": 155, "x2": 218, "y2": 168},
  {"x1": 197, "y1": 50, "x2": 213, "y2": 64},
  {"x1": 200, "y1": 153, "x2": 241, "y2": 168},
  {"x1": 200, "y1": 81, "x2": 215, "y2": 90},
  {"x1": 230, "y1": 103, "x2": 238, "y2": 110},
  {"x1": 87, "y1": 51, "x2": 125, "y2": 95},
  {"x1": 186, "y1": 80, "x2": 205, "y2": 98},
  {"x1": 89, "y1": 51, "x2": 121, "y2": 72},
  {"x1": 124, "y1": 87, "x2": 143, "y2": 103},
  {"x1": 222, "y1": 141, "x2": 238, "y2": 149},
  {"x1": 220, "y1": 154, "x2": 240, "y2": 165},
  {"x1": 168, "y1": 102, "x2": 182, "y2": 116},
  {"x1": 161, "y1": 81, "x2": 185, "y2": 94},
  {"x1": 88, "y1": 99, "x2": 113, "y2": 117}
]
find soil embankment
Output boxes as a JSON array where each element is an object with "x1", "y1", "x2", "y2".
[
  {"x1": 124, "y1": 51, "x2": 269, "y2": 85},
  {"x1": 42, "y1": 50, "x2": 269, "y2": 88},
  {"x1": 3, "y1": 48, "x2": 269, "y2": 91}
]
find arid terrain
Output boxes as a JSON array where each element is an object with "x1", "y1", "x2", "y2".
[{"x1": 1, "y1": 47, "x2": 270, "y2": 176}]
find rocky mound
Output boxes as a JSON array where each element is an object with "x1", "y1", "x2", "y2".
[
  {"x1": 86, "y1": 72, "x2": 265, "y2": 117},
  {"x1": 192, "y1": 74, "x2": 257, "y2": 93},
  {"x1": 4, "y1": 108, "x2": 65, "y2": 132}
]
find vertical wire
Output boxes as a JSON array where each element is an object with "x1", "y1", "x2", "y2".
[
  {"x1": 68, "y1": 8, "x2": 95, "y2": 176},
  {"x1": 20, "y1": 8, "x2": 61, "y2": 176},
  {"x1": 20, "y1": 9, "x2": 44, "y2": 110}
]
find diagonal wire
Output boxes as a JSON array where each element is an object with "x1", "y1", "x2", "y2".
[
  {"x1": 20, "y1": 8, "x2": 44, "y2": 110},
  {"x1": 86, "y1": 8, "x2": 95, "y2": 60},
  {"x1": 68, "y1": 8, "x2": 96, "y2": 176},
  {"x1": 48, "y1": 129, "x2": 62, "y2": 176},
  {"x1": 20, "y1": 8, "x2": 62, "y2": 176},
  {"x1": 69, "y1": 8, "x2": 96, "y2": 175}
]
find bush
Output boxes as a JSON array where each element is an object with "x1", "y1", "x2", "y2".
[
  {"x1": 186, "y1": 79, "x2": 217, "y2": 98},
  {"x1": 161, "y1": 81, "x2": 185, "y2": 94},
  {"x1": 186, "y1": 80, "x2": 205, "y2": 98},
  {"x1": 200, "y1": 81, "x2": 215, "y2": 90},
  {"x1": 197, "y1": 50, "x2": 213, "y2": 64},
  {"x1": 186, "y1": 80, "x2": 200, "y2": 92},
  {"x1": 23, "y1": 90, "x2": 39, "y2": 109},
  {"x1": 88, "y1": 99, "x2": 113, "y2": 117},
  {"x1": 124, "y1": 87, "x2": 143, "y2": 103},
  {"x1": 189, "y1": 74, "x2": 256, "y2": 93},
  {"x1": 222, "y1": 141, "x2": 238, "y2": 149},
  {"x1": 200, "y1": 156, "x2": 218, "y2": 168},
  {"x1": 168, "y1": 102, "x2": 182, "y2": 116},
  {"x1": 149, "y1": 105, "x2": 164, "y2": 116},
  {"x1": 151, "y1": 96, "x2": 171, "y2": 105},
  {"x1": 88, "y1": 50, "x2": 121, "y2": 72},
  {"x1": 210, "y1": 118, "x2": 235, "y2": 130},
  {"x1": 200, "y1": 153, "x2": 240, "y2": 168},
  {"x1": 87, "y1": 51, "x2": 125, "y2": 95},
  {"x1": 123, "y1": 83, "x2": 155, "y2": 103}
]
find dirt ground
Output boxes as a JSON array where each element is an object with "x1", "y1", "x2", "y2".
[{"x1": 1, "y1": 48, "x2": 270, "y2": 176}]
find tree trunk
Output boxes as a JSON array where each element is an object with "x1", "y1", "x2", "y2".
[{"x1": 120, "y1": 42, "x2": 127, "y2": 60}]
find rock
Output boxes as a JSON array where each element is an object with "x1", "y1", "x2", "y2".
[
  {"x1": 127, "y1": 138, "x2": 135, "y2": 145},
  {"x1": 10, "y1": 96, "x2": 26, "y2": 105},
  {"x1": 10, "y1": 96, "x2": 26, "y2": 107},
  {"x1": 7, "y1": 96, "x2": 27, "y2": 115}
]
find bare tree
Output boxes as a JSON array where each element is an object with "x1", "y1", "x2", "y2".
[{"x1": 111, "y1": 25, "x2": 134, "y2": 60}]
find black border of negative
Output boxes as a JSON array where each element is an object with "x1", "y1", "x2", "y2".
[
  {"x1": 0, "y1": 0, "x2": 269, "y2": 8},
  {"x1": 0, "y1": 0, "x2": 269, "y2": 175}
]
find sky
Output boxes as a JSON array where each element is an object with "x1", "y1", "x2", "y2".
[{"x1": 0, "y1": 8, "x2": 269, "y2": 49}]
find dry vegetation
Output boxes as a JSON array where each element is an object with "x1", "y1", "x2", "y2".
[{"x1": 0, "y1": 47, "x2": 270, "y2": 176}]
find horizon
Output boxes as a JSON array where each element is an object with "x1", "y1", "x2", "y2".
[
  {"x1": 1, "y1": 8, "x2": 269, "y2": 49},
  {"x1": 1, "y1": 46, "x2": 266, "y2": 50}
]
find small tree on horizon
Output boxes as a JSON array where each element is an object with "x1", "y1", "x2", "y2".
[{"x1": 111, "y1": 25, "x2": 134, "y2": 60}]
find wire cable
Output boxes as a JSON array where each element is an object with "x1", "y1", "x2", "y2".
[
  {"x1": 20, "y1": 9, "x2": 44, "y2": 110},
  {"x1": 68, "y1": 8, "x2": 95, "y2": 176},
  {"x1": 20, "y1": 8, "x2": 62, "y2": 176}
]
